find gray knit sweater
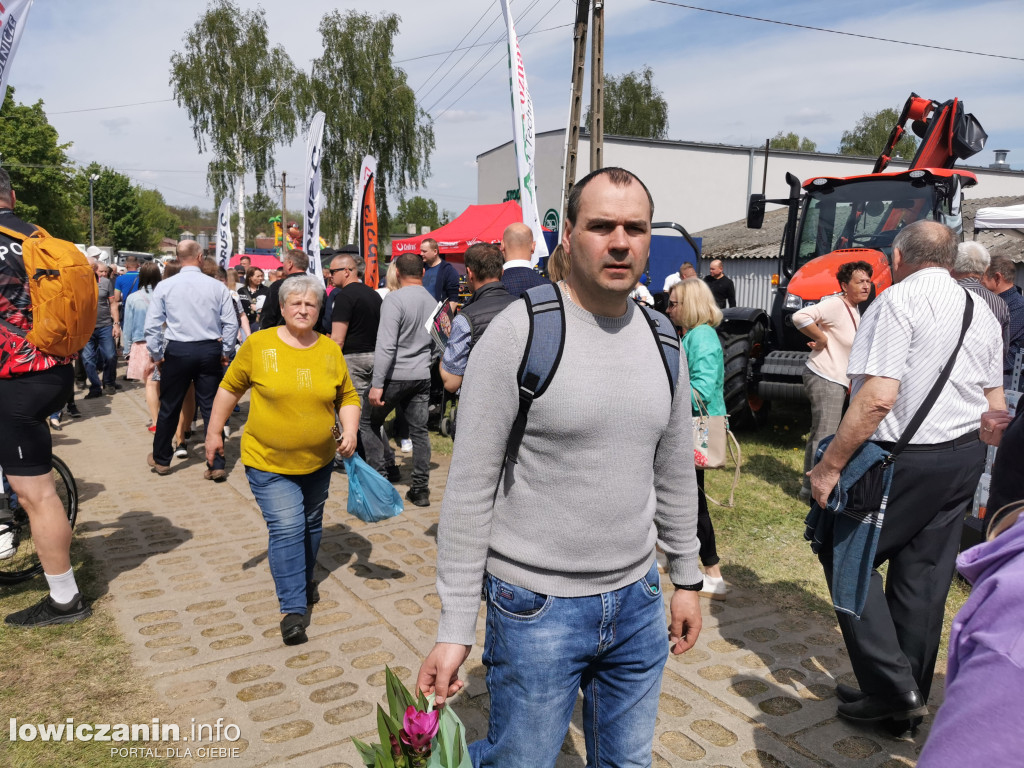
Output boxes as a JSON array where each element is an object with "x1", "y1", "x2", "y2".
[
  {"x1": 436, "y1": 289, "x2": 701, "y2": 645},
  {"x1": 371, "y1": 285, "x2": 437, "y2": 387}
]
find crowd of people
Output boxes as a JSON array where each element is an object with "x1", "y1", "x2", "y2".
[{"x1": 1, "y1": 162, "x2": 1023, "y2": 766}]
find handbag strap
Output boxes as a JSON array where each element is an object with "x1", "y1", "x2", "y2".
[
  {"x1": 700, "y1": 428, "x2": 742, "y2": 508},
  {"x1": 842, "y1": 300, "x2": 858, "y2": 332},
  {"x1": 888, "y1": 290, "x2": 973, "y2": 460},
  {"x1": 692, "y1": 388, "x2": 710, "y2": 419}
]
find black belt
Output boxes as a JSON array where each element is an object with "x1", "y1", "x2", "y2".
[{"x1": 875, "y1": 429, "x2": 979, "y2": 453}]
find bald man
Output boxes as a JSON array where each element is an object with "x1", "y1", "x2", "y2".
[
  {"x1": 703, "y1": 259, "x2": 736, "y2": 309},
  {"x1": 499, "y1": 222, "x2": 551, "y2": 298}
]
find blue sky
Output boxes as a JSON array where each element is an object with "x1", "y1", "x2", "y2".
[{"x1": 9, "y1": 0, "x2": 1023, "y2": 228}]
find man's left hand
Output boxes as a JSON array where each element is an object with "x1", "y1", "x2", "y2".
[
  {"x1": 807, "y1": 463, "x2": 840, "y2": 508},
  {"x1": 112, "y1": 325, "x2": 122, "y2": 340},
  {"x1": 668, "y1": 588, "x2": 702, "y2": 655},
  {"x1": 369, "y1": 387, "x2": 385, "y2": 407}
]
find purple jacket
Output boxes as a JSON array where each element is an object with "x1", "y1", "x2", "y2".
[{"x1": 917, "y1": 515, "x2": 1024, "y2": 766}]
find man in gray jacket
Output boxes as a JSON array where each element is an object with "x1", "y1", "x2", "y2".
[
  {"x1": 367, "y1": 253, "x2": 437, "y2": 506},
  {"x1": 416, "y1": 168, "x2": 703, "y2": 766}
]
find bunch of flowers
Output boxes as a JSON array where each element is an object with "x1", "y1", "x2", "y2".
[{"x1": 352, "y1": 667, "x2": 471, "y2": 768}]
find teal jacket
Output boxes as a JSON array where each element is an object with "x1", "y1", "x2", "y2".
[{"x1": 681, "y1": 324, "x2": 726, "y2": 417}]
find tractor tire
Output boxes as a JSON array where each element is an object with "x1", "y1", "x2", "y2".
[{"x1": 718, "y1": 322, "x2": 767, "y2": 431}]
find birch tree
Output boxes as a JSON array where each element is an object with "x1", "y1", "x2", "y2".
[
  {"x1": 304, "y1": 10, "x2": 434, "y2": 241},
  {"x1": 169, "y1": 0, "x2": 299, "y2": 247}
]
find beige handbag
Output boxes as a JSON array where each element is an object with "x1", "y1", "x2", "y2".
[{"x1": 692, "y1": 391, "x2": 742, "y2": 507}]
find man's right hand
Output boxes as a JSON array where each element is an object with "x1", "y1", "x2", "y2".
[{"x1": 416, "y1": 642, "x2": 471, "y2": 707}]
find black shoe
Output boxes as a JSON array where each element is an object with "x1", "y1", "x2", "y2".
[
  {"x1": 83, "y1": 389, "x2": 103, "y2": 399},
  {"x1": 884, "y1": 715, "x2": 924, "y2": 737},
  {"x1": 837, "y1": 690, "x2": 928, "y2": 723},
  {"x1": 386, "y1": 464, "x2": 401, "y2": 482},
  {"x1": 405, "y1": 488, "x2": 430, "y2": 507},
  {"x1": 67, "y1": 404, "x2": 82, "y2": 418},
  {"x1": 104, "y1": 382, "x2": 122, "y2": 392},
  {"x1": 306, "y1": 581, "x2": 320, "y2": 606},
  {"x1": 280, "y1": 613, "x2": 307, "y2": 646},
  {"x1": 5, "y1": 593, "x2": 91, "y2": 627},
  {"x1": 836, "y1": 683, "x2": 867, "y2": 704}
]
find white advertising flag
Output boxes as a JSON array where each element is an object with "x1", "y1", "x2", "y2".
[
  {"x1": 303, "y1": 110, "x2": 326, "y2": 277},
  {"x1": 0, "y1": 0, "x2": 34, "y2": 108},
  {"x1": 500, "y1": 0, "x2": 548, "y2": 264},
  {"x1": 215, "y1": 197, "x2": 232, "y2": 270}
]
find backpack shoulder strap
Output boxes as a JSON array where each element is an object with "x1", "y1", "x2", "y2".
[
  {"x1": 637, "y1": 303, "x2": 680, "y2": 399},
  {"x1": 505, "y1": 282, "x2": 565, "y2": 465}
]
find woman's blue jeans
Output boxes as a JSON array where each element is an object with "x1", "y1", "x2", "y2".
[
  {"x1": 470, "y1": 560, "x2": 669, "y2": 768},
  {"x1": 244, "y1": 462, "x2": 332, "y2": 615}
]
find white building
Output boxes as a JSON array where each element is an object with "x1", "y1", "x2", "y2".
[{"x1": 477, "y1": 129, "x2": 1024, "y2": 236}]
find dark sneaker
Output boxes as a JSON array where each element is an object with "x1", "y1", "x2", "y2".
[
  {"x1": 306, "y1": 581, "x2": 320, "y2": 606},
  {"x1": 386, "y1": 464, "x2": 401, "y2": 482},
  {"x1": 405, "y1": 488, "x2": 430, "y2": 507},
  {"x1": 280, "y1": 613, "x2": 307, "y2": 646},
  {"x1": 104, "y1": 382, "x2": 122, "y2": 392},
  {"x1": 5, "y1": 593, "x2": 91, "y2": 627},
  {"x1": 67, "y1": 404, "x2": 82, "y2": 418},
  {"x1": 83, "y1": 389, "x2": 103, "y2": 399},
  {"x1": 173, "y1": 443, "x2": 189, "y2": 460},
  {"x1": 204, "y1": 468, "x2": 226, "y2": 482}
]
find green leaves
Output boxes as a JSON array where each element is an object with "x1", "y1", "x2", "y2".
[
  {"x1": 839, "y1": 107, "x2": 918, "y2": 160},
  {"x1": 585, "y1": 66, "x2": 669, "y2": 140}
]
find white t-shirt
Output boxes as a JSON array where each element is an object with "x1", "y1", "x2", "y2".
[{"x1": 848, "y1": 268, "x2": 1002, "y2": 444}]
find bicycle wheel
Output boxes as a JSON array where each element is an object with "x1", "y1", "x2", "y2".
[{"x1": 0, "y1": 456, "x2": 78, "y2": 585}]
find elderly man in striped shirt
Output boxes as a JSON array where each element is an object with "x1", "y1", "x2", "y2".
[{"x1": 808, "y1": 220, "x2": 1004, "y2": 734}]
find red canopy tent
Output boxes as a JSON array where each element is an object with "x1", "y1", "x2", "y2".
[{"x1": 391, "y1": 201, "x2": 529, "y2": 265}]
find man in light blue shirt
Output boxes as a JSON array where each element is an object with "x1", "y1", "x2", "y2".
[{"x1": 144, "y1": 240, "x2": 237, "y2": 480}]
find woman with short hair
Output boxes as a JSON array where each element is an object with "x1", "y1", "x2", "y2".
[
  {"x1": 238, "y1": 266, "x2": 269, "y2": 331},
  {"x1": 793, "y1": 260, "x2": 873, "y2": 502},
  {"x1": 668, "y1": 277, "x2": 729, "y2": 599},
  {"x1": 123, "y1": 261, "x2": 163, "y2": 429},
  {"x1": 205, "y1": 274, "x2": 360, "y2": 646}
]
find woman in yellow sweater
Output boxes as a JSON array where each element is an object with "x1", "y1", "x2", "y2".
[{"x1": 206, "y1": 275, "x2": 360, "y2": 646}]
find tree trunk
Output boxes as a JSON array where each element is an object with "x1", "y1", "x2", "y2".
[{"x1": 236, "y1": 174, "x2": 246, "y2": 251}]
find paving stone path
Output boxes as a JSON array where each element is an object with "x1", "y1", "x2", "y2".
[{"x1": 52, "y1": 382, "x2": 938, "y2": 767}]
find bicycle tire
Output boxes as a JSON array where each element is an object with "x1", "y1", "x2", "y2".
[{"x1": 0, "y1": 456, "x2": 78, "y2": 585}]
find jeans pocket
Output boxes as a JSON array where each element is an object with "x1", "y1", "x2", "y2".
[
  {"x1": 638, "y1": 560, "x2": 663, "y2": 600},
  {"x1": 486, "y1": 574, "x2": 551, "y2": 621}
]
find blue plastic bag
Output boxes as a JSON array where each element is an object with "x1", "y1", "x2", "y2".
[{"x1": 343, "y1": 454, "x2": 404, "y2": 523}]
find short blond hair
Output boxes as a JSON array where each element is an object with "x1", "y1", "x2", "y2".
[{"x1": 671, "y1": 277, "x2": 722, "y2": 330}]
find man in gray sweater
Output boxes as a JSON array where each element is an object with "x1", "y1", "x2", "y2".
[
  {"x1": 367, "y1": 253, "x2": 438, "y2": 506},
  {"x1": 417, "y1": 168, "x2": 704, "y2": 767}
]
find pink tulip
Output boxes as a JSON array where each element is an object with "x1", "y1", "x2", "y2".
[{"x1": 400, "y1": 706, "x2": 440, "y2": 751}]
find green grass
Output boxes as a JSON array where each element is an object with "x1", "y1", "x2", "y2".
[{"x1": 0, "y1": 540, "x2": 176, "y2": 767}]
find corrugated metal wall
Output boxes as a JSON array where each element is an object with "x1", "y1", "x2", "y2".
[{"x1": 700, "y1": 258, "x2": 778, "y2": 313}]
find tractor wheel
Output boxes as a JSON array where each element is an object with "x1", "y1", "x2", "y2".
[{"x1": 719, "y1": 322, "x2": 767, "y2": 431}]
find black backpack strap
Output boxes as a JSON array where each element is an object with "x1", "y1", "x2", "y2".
[
  {"x1": 638, "y1": 303, "x2": 680, "y2": 399},
  {"x1": 888, "y1": 289, "x2": 974, "y2": 461},
  {"x1": 505, "y1": 283, "x2": 565, "y2": 466}
]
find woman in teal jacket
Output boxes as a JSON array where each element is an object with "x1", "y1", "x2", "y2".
[{"x1": 668, "y1": 277, "x2": 729, "y2": 599}]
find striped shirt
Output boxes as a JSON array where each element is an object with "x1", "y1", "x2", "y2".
[{"x1": 848, "y1": 267, "x2": 1002, "y2": 444}]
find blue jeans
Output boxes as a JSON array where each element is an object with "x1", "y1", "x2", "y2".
[
  {"x1": 81, "y1": 325, "x2": 116, "y2": 391},
  {"x1": 244, "y1": 462, "x2": 332, "y2": 615},
  {"x1": 471, "y1": 561, "x2": 668, "y2": 768}
]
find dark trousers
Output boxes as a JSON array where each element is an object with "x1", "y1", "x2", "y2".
[
  {"x1": 818, "y1": 438, "x2": 984, "y2": 701},
  {"x1": 365, "y1": 379, "x2": 431, "y2": 491},
  {"x1": 152, "y1": 340, "x2": 224, "y2": 470},
  {"x1": 696, "y1": 469, "x2": 719, "y2": 567}
]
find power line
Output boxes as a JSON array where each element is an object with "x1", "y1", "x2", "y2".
[
  {"x1": 50, "y1": 98, "x2": 176, "y2": 115},
  {"x1": 647, "y1": 0, "x2": 1024, "y2": 62},
  {"x1": 433, "y1": 0, "x2": 565, "y2": 120},
  {"x1": 411, "y1": 3, "x2": 495, "y2": 95},
  {"x1": 416, "y1": 3, "x2": 508, "y2": 105},
  {"x1": 398, "y1": 23, "x2": 573, "y2": 64}
]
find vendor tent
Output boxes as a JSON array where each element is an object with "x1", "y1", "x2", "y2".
[
  {"x1": 231, "y1": 253, "x2": 281, "y2": 270},
  {"x1": 975, "y1": 203, "x2": 1024, "y2": 232},
  {"x1": 392, "y1": 201, "x2": 533, "y2": 264}
]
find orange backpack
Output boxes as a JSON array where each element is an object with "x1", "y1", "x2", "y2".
[{"x1": 0, "y1": 224, "x2": 98, "y2": 357}]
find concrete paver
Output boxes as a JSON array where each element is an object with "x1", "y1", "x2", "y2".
[{"x1": 52, "y1": 382, "x2": 939, "y2": 767}]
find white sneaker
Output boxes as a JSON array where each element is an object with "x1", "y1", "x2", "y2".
[
  {"x1": 0, "y1": 520, "x2": 17, "y2": 560},
  {"x1": 400, "y1": 439, "x2": 413, "y2": 454},
  {"x1": 700, "y1": 575, "x2": 729, "y2": 600}
]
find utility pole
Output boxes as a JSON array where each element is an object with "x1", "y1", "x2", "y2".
[
  {"x1": 561, "y1": 0, "x2": 591, "y2": 223},
  {"x1": 281, "y1": 171, "x2": 288, "y2": 232},
  {"x1": 589, "y1": 0, "x2": 604, "y2": 173}
]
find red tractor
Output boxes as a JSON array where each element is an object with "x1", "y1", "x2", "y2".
[{"x1": 721, "y1": 93, "x2": 988, "y2": 427}]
